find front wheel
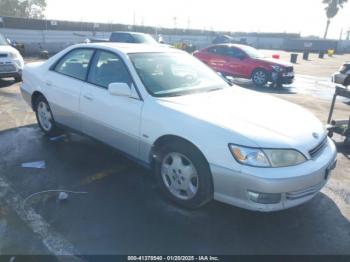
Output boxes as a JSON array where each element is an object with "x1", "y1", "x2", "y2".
[
  {"x1": 34, "y1": 96, "x2": 62, "y2": 137},
  {"x1": 14, "y1": 75, "x2": 22, "y2": 82},
  {"x1": 155, "y1": 141, "x2": 213, "y2": 209},
  {"x1": 252, "y1": 69, "x2": 268, "y2": 87}
]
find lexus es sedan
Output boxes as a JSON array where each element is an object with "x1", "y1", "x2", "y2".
[{"x1": 20, "y1": 43, "x2": 337, "y2": 211}]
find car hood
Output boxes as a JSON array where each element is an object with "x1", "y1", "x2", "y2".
[
  {"x1": 0, "y1": 45, "x2": 16, "y2": 54},
  {"x1": 256, "y1": 57, "x2": 293, "y2": 67},
  {"x1": 157, "y1": 87, "x2": 325, "y2": 151}
]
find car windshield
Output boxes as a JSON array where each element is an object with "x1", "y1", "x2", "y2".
[
  {"x1": 0, "y1": 34, "x2": 8, "y2": 46},
  {"x1": 133, "y1": 34, "x2": 158, "y2": 44},
  {"x1": 239, "y1": 45, "x2": 265, "y2": 59},
  {"x1": 129, "y1": 52, "x2": 229, "y2": 97}
]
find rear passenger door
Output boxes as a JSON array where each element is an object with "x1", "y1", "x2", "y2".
[
  {"x1": 80, "y1": 50, "x2": 143, "y2": 157},
  {"x1": 45, "y1": 48, "x2": 94, "y2": 130}
]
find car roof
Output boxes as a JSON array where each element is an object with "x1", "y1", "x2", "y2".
[
  {"x1": 209, "y1": 43, "x2": 251, "y2": 49},
  {"x1": 74, "y1": 42, "x2": 180, "y2": 54},
  {"x1": 111, "y1": 31, "x2": 149, "y2": 36}
]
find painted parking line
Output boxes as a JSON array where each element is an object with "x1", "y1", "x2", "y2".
[
  {"x1": 80, "y1": 165, "x2": 132, "y2": 186},
  {"x1": 0, "y1": 175, "x2": 84, "y2": 261}
]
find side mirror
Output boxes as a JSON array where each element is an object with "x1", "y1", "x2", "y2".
[
  {"x1": 6, "y1": 38, "x2": 12, "y2": 45},
  {"x1": 108, "y1": 82, "x2": 131, "y2": 97}
]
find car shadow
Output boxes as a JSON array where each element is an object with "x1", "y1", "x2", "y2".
[
  {"x1": 0, "y1": 78, "x2": 17, "y2": 89},
  {"x1": 233, "y1": 78, "x2": 297, "y2": 95},
  {"x1": 0, "y1": 124, "x2": 349, "y2": 254}
]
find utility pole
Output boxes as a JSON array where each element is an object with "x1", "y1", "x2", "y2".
[
  {"x1": 339, "y1": 28, "x2": 343, "y2": 40},
  {"x1": 173, "y1": 17, "x2": 177, "y2": 29}
]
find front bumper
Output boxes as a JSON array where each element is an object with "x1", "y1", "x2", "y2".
[
  {"x1": 211, "y1": 137, "x2": 337, "y2": 212},
  {"x1": 271, "y1": 71, "x2": 295, "y2": 84},
  {"x1": 0, "y1": 71, "x2": 22, "y2": 79},
  {"x1": 0, "y1": 60, "x2": 23, "y2": 79}
]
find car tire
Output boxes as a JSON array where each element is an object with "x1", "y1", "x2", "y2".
[
  {"x1": 252, "y1": 69, "x2": 269, "y2": 87},
  {"x1": 34, "y1": 95, "x2": 62, "y2": 137},
  {"x1": 155, "y1": 140, "x2": 213, "y2": 209},
  {"x1": 345, "y1": 76, "x2": 350, "y2": 87},
  {"x1": 14, "y1": 76, "x2": 22, "y2": 82}
]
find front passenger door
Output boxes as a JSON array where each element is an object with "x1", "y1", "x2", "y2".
[{"x1": 80, "y1": 50, "x2": 143, "y2": 157}]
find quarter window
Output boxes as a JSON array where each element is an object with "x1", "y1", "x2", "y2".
[
  {"x1": 54, "y1": 49, "x2": 94, "y2": 80},
  {"x1": 88, "y1": 51, "x2": 132, "y2": 88}
]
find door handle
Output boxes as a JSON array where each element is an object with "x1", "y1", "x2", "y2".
[
  {"x1": 83, "y1": 95, "x2": 93, "y2": 101},
  {"x1": 45, "y1": 81, "x2": 52, "y2": 86}
]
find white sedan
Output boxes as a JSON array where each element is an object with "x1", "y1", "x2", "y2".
[{"x1": 20, "y1": 43, "x2": 337, "y2": 211}]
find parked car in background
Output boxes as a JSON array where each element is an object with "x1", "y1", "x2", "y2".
[
  {"x1": 0, "y1": 33, "x2": 24, "y2": 82},
  {"x1": 332, "y1": 62, "x2": 350, "y2": 87},
  {"x1": 212, "y1": 34, "x2": 234, "y2": 44},
  {"x1": 90, "y1": 31, "x2": 159, "y2": 45},
  {"x1": 193, "y1": 44, "x2": 295, "y2": 87},
  {"x1": 21, "y1": 43, "x2": 336, "y2": 212}
]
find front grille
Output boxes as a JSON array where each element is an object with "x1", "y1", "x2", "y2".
[
  {"x1": 0, "y1": 64, "x2": 16, "y2": 73},
  {"x1": 0, "y1": 53, "x2": 8, "y2": 58},
  {"x1": 309, "y1": 137, "x2": 328, "y2": 158},
  {"x1": 286, "y1": 182, "x2": 324, "y2": 200},
  {"x1": 284, "y1": 67, "x2": 294, "y2": 73}
]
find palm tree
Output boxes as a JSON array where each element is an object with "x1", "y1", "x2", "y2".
[{"x1": 323, "y1": 0, "x2": 348, "y2": 39}]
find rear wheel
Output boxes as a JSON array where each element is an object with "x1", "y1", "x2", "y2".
[
  {"x1": 155, "y1": 141, "x2": 213, "y2": 209},
  {"x1": 34, "y1": 95, "x2": 62, "y2": 137},
  {"x1": 14, "y1": 75, "x2": 22, "y2": 82},
  {"x1": 252, "y1": 69, "x2": 268, "y2": 87}
]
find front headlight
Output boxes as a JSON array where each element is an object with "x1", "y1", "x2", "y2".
[
  {"x1": 9, "y1": 51, "x2": 21, "y2": 59},
  {"x1": 229, "y1": 144, "x2": 270, "y2": 167},
  {"x1": 272, "y1": 65, "x2": 284, "y2": 72},
  {"x1": 263, "y1": 149, "x2": 306, "y2": 167},
  {"x1": 339, "y1": 64, "x2": 347, "y2": 73},
  {"x1": 229, "y1": 144, "x2": 306, "y2": 168}
]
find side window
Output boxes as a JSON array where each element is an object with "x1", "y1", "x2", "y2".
[
  {"x1": 110, "y1": 33, "x2": 134, "y2": 43},
  {"x1": 54, "y1": 49, "x2": 94, "y2": 80},
  {"x1": 88, "y1": 50, "x2": 133, "y2": 88},
  {"x1": 208, "y1": 46, "x2": 228, "y2": 56},
  {"x1": 207, "y1": 47, "x2": 218, "y2": 54},
  {"x1": 228, "y1": 48, "x2": 246, "y2": 59}
]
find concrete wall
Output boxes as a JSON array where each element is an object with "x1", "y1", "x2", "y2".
[
  {"x1": 0, "y1": 28, "x2": 215, "y2": 55},
  {"x1": 1, "y1": 27, "x2": 350, "y2": 56},
  {"x1": 338, "y1": 40, "x2": 350, "y2": 53},
  {"x1": 0, "y1": 28, "x2": 111, "y2": 55}
]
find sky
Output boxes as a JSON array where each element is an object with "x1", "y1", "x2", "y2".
[{"x1": 45, "y1": 0, "x2": 350, "y2": 39}]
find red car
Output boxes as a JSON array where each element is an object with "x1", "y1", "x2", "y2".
[{"x1": 193, "y1": 44, "x2": 294, "y2": 87}]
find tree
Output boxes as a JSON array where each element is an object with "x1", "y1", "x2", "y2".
[
  {"x1": 0, "y1": 0, "x2": 47, "y2": 19},
  {"x1": 323, "y1": 0, "x2": 348, "y2": 39}
]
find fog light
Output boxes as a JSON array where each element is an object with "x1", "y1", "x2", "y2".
[{"x1": 248, "y1": 191, "x2": 281, "y2": 204}]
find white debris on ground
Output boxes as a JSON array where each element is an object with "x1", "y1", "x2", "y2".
[
  {"x1": 21, "y1": 161, "x2": 46, "y2": 169},
  {"x1": 58, "y1": 192, "x2": 69, "y2": 201}
]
